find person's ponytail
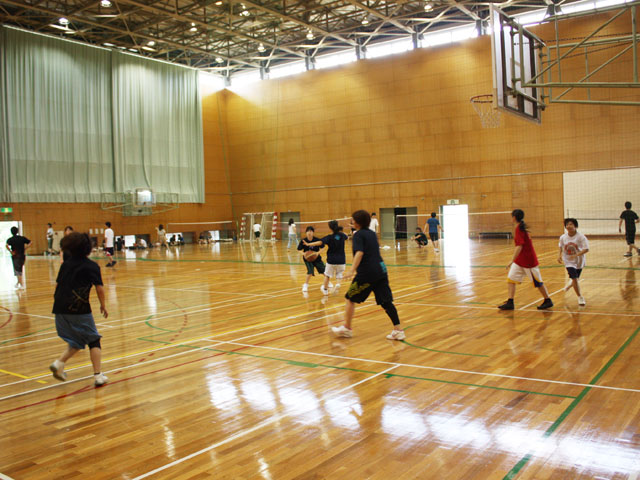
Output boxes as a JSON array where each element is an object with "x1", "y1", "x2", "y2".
[{"x1": 511, "y1": 209, "x2": 529, "y2": 233}]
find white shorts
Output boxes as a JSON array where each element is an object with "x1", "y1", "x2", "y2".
[
  {"x1": 508, "y1": 263, "x2": 544, "y2": 287},
  {"x1": 324, "y1": 264, "x2": 345, "y2": 279}
]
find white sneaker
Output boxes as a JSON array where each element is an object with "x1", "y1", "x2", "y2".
[
  {"x1": 302, "y1": 283, "x2": 308, "y2": 292},
  {"x1": 49, "y1": 361, "x2": 67, "y2": 381},
  {"x1": 328, "y1": 282, "x2": 334, "y2": 289},
  {"x1": 320, "y1": 286, "x2": 329, "y2": 295},
  {"x1": 331, "y1": 325, "x2": 353, "y2": 338},
  {"x1": 94, "y1": 373, "x2": 109, "y2": 386},
  {"x1": 578, "y1": 296, "x2": 586, "y2": 306},
  {"x1": 386, "y1": 329, "x2": 406, "y2": 341},
  {"x1": 434, "y1": 249, "x2": 439, "y2": 253}
]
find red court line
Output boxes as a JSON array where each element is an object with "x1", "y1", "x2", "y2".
[{"x1": 0, "y1": 307, "x2": 13, "y2": 330}]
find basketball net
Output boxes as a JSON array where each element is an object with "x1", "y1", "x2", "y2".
[{"x1": 470, "y1": 94, "x2": 501, "y2": 129}]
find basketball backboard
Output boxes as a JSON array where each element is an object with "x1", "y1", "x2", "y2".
[{"x1": 490, "y1": 5, "x2": 545, "y2": 123}]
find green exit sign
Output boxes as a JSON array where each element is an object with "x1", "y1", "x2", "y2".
[{"x1": 0, "y1": 207, "x2": 12, "y2": 213}]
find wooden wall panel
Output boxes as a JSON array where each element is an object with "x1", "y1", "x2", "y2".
[{"x1": 220, "y1": 10, "x2": 639, "y2": 236}]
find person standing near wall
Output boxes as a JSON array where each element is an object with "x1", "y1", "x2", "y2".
[
  {"x1": 104, "y1": 222, "x2": 116, "y2": 267},
  {"x1": 46, "y1": 223, "x2": 54, "y2": 255},
  {"x1": 619, "y1": 201, "x2": 639, "y2": 257},
  {"x1": 369, "y1": 213, "x2": 379, "y2": 236},
  {"x1": 287, "y1": 218, "x2": 298, "y2": 250},
  {"x1": 6, "y1": 226, "x2": 31, "y2": 290}
]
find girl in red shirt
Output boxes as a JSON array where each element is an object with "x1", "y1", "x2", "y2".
[{"x1": 498, "y1": 209, "x2": 553, "y2": 310}]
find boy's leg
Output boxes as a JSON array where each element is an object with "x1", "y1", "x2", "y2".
[
  {"x1": 343, "y1": 299, "x2": 355, "y2": 329},
  {"x1": 89, "y1": 345, "x2": 102, "y2": 374},
  {"x1": 50, "y1": 345, "x2": 79, "y2": 381},
  {"x1": 59, "y1": 345, "x2": 80, "y2": 363},
  {"x1": 508, "y1": 282, "x2": 516, "y2": 299},
  {"x1": 537, "y1": 284, "x2": 550, "y2": 299},
  {"x1": 571, "y1": 278, "x2": 581, "y2": 296}
]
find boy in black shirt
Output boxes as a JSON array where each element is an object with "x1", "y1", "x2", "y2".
[
  {"x1": 5, "y1": 226, "x2": 31, "y2": 290},
  {"x1": 297, "y1": 226, "x2": 326, "y2": 293},
  {"x1": 332, "y1": 210, "x2": 405, "y2": 340},
  {"x1": 413, "y1": 227, "x2": 429, "y2": 248},
  {"x1": 619, "y1": 201, "x2": 639, "y2": 257},
  {"x1": 49, "y1": 232, "x2": 109, "y2": 387}
]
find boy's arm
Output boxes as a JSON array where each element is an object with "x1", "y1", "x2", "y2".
[
  {"x1": 557, "y1": 246, "x2": 563, "y2": 264},
  {"x1": 95, "y1": 285, "x2": 108, "y2": 318},
  {"x1": 303, "y1": 240, "x2": 323, "y2": 247},
  {"x1": 619, "y1": 218, "x2": 624, "y2": 232},
  {"x1": 343, "y1": 251, "x2": 364, "y2": 280}
]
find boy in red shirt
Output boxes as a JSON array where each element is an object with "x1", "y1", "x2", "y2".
[{"x1": 498, "y1": 209, "x2": 553, "y2": 310}]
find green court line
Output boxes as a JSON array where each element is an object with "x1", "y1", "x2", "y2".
[
  {"x1": 135, "y1": 336, "x2": 575, "y2": 399},
  {"x1": 0, "y1": 327, "x2": 56, "y2": 346},
  {"x1": 402, "y1": 320, "x2": 490, "y2": 358},
  {"x1": 503, "y1": 324, "x2": 640, "y2": 480}
]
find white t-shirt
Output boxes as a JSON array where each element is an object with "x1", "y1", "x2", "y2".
[
  {"x1": 46, "y1": 227, "x2": 54, "y2": 239},
  {"x1": 139, "y1": 238, "x2": 147, "y2": 248},
  {"x1": 253, "y1": 223, "x2": 261, "y2": 233},
  {"x1": 288, "y1": 223, "x2": 296, "y2": 235},
  {"x1": 369, "y1": 218, "x2": 379, "y2": 233},
  {"x1": 104, "y1": 228, "x2": 114, "y2": 248},
  {"x1": 559, "y1": 232, "x2": 589, "y2": 269}
]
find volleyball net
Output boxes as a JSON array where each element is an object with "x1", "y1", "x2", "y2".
[
  {"x1": 277, "y1": 217, "x2": 352, "y2": 240},
  {"x1": 166, "y1": 221, "x2": 235, "y2": 242},
  {"x1": 394, "y1": 211, "x2": 514, "y2": 242},
  {"x1": 564, "y1": 209, "x2": 622, "y2": 235}
]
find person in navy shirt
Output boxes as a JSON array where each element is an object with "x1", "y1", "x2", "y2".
[
  {"x1": 331, "y1": 210, "x2": 406, "y2": 341},
  {"x1": 424, "y1": 212, "x2": 442, "y2": 252},
  {"x1": 304, "y1": 220, "x2": 348, "y2": 295}
]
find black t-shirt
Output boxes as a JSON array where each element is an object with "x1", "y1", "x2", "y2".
[
  {"x1": 321, "y1": 232, "x2": 348, "y2": 265},
  {"x1": 53, "y1": 257, "x2": 103, "y2": 315},
  {"x1": 297, "y1": 237, "x2": 322, "y2": 253},
  {"x1": 415, "y1": 233, "x2": 428, "y2": 243},
  {"x1": 620, "y1": 210, "x2": 639, "y2": 232},
  {"x1": 352, "y1": 228, "x2": 387, "y2": 281},
  {"x1": 6, "y1": 235, "x2": 30, "y2": 256}
]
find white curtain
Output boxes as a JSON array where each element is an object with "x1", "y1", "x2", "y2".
[
  {"x1": 0, "y1": 27, "x2": 113, "y2": 202},
  {"x1": 0, "y1": 26, "x2": 205, "y2": 203},
  {"x1": 111, "y1": 52, "x2": 204, "y2": 203}
]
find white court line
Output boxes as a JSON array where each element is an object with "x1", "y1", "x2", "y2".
[
  {"x1": 518, "y1": 286, "x2": 568, "y2": 310},
  {"x1": 215, "y1": 340, "x2": 640, "y2": 394},
  {"x1": 394, "y1": 301, "x2": 640, "y2": 317},
  {"x1": 0, "y1": 278, "x2": 448, "y2": 393},
  {"x1": 0, "y1": 473, "x2": 16, "y2": 480},
  {"x1": 131, "y1": 365, "x2": 398, "y2": 480}
]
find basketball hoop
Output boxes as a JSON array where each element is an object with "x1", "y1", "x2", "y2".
[{"x1": 470, "y1": 94, "x2": 501, "y2": 128}]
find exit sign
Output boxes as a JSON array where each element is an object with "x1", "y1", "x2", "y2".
[{"x1": 0, "y1": 207, "x2": 12, "y2": 213}]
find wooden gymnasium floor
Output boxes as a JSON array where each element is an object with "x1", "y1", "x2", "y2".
[{"x1": 0, "y1": 237, "x2": 639, "y2": 480}]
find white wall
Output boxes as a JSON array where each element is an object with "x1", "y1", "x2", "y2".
[{"x1": 563, "y1": 168, "x2": 640, "y2": 235}]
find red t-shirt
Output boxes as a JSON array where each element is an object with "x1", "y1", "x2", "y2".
[{"x1": 514, "y1": 227, "x2": 538, "y2": 268}]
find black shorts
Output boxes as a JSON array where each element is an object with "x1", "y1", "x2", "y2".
[
  {"x1": 416, "y1": 238, "x2": 428, "y2": 246},
  {"x1": 104, "y1": 247, "x2": 114, "y2": 256},
  {"x1": 304, "y1": 257, "x2": 325, "y2": 276},
  {"x1": 626, "y1": 231, "x2": 636, "y2": 245},
  {"x1": 11, "y1": 254, "x2": 25, "y2": 276},
  {"x1": 254, "y1": 231, "x2": 261, "y2": 238},
  {"x1": 566, "y1": 267, "x2": 582, "y2": 279},
  {"x1": 429, "y1": 232, "x2": 439, "y2": 242},
  {"x1": 345, "y1": 274, "x2": 393, "y2": 305}
]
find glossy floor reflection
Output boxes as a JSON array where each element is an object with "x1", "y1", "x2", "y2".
[{"x1": 0, "y1": 238, "x2": 638, "y2": 479}]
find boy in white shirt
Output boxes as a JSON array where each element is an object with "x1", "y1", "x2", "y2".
[
  {"x1": 369, "y1": 213, "x2": 379, "y2": 235},
  {"x1": 104, "y1": 221, "x2": 116, "y2": 267},
  {"x1": 253, "y1": 222, "x2": 262, "y2": 239},
  {"x1": 557, "y1": 218, "x2": 589, "y2": 306}
]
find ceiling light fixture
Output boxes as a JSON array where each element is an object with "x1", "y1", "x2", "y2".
[
  {"x1": 59, "y1": 17, "x2": 69, "y2": 25},
  {"x1": 103, "y1": 42, "x2": 115, "y2": 47},
  {"x1": 215, "y1": 57, "x2": 224, "y2": 63},
  {"x1": 306, "y1": 30, "x2": 314, "y2": 40},
  {"x1": 258, "y1": 43, "x2": 265, "y2": 52},
  {"x1": 142, "y1": 46, "x2": 156, "y2": 52},
  {"x1": 361, "y1": 18, "x2": 369, "y2": 25},
  {"x1": 147, "y1": 40, "x2": 155, "y2": 46},
  {"x1": 424, "y1": 2, "x2": 433, "y2": 11},
  {"x1": 215, "y1": 0, "x2": 223, "y2": 4},
  {"x1": 190, "y1": 23, "x2": 198, "y2": 32},
  {"x1": 129, "y1": 48, "x2": 138, "y2": 52},
  {"x1": 100, "y1": 0, "x2": 112, "y2": 7}
]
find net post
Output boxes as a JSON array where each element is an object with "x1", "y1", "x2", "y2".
[{"x1": 271, "y1": 212, "x2": 278, "y2": 242}]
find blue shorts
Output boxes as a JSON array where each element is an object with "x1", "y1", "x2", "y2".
[{"x1": 55, "y1": 313, "x2": 102, "y2": 350}]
